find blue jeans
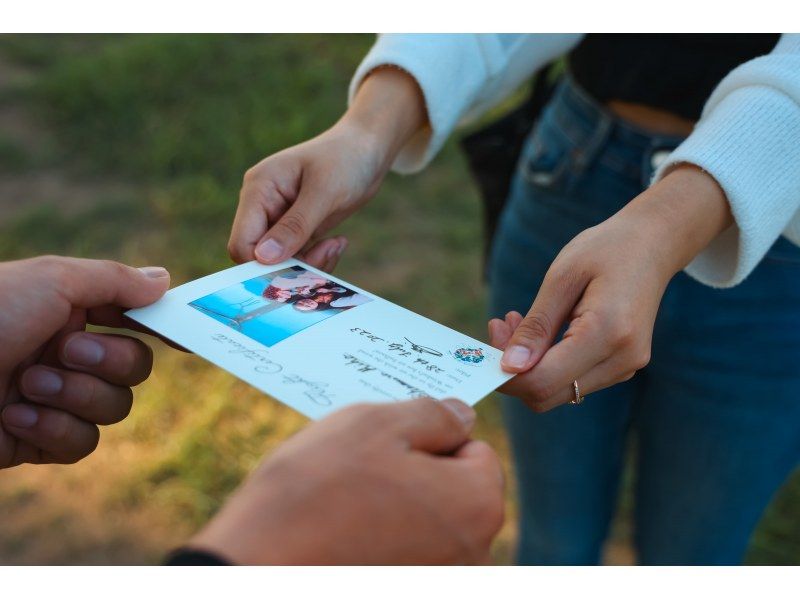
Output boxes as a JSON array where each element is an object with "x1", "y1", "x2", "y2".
[{"x1": 488, "y1": 75, "x2": 800, "y2": 565}]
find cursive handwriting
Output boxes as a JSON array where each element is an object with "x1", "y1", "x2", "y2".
[
  {"x1": 344, "y1": 354, "x2": 427, "y2": 397},
  {"x1": 211, "y1": 333, "x2": 283, "y2": 374}
]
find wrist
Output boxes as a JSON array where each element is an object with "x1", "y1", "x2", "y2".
[
  {"x1": 185, "y1": 470, "x2": 319, "y2": 565},
  {"x1": 340, "y1": 66, "x2": 428, "y2": 171},
  {"x1": 617, "y1": 163, "x2": 733, "y2": 276},
  {"x1": 187, "y1": 521, "x2": 289, "y2": 566}
]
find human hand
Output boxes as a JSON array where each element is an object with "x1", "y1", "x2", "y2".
[
  {"x1": 188, "y1": 398, "x2": 505, "y2": 565},
  {"x1": 490, "y1": 165, "x2": 732, "y2": 412},
  {"x1": 228, "y1": 67, "x2": 427, "y2": 267},
  {"x1": 0, "y1": 256, "x2": 170, "y2": 468}
]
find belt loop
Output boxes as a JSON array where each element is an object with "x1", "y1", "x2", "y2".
[{"x1": 572, "y1": 110, "x2": 613, "y2": 176}]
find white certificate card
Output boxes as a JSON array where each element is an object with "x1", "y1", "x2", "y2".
[{"x1": 126, "y1": 260, "x2": 513, "y2": 420}]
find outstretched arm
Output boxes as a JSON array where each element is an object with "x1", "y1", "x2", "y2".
[{"x1": 228, "y1": 34, "x2": 583, "y2": 264}]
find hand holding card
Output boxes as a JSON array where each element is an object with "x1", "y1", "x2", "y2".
[
  {"x1": 127, "y1": 259, "x2": 513, "y2": 419},
  {"x1": 0, "y1": 256, "x2": 170, "y2": 469},
  {"x1": 188, "y1": 398, "x2": 504, "y2": 564}
]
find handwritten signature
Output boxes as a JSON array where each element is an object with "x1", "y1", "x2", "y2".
[
  {"x1": 282, "y1": 374, "x2": 334, "y2": 406},
  {"x1": 343, "y1": 354, "x2": 427, "y2": 397}
]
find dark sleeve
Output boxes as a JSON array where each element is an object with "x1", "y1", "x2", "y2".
[{"x1": 163, "y1": 547, "x2": 231, "y2": 566}]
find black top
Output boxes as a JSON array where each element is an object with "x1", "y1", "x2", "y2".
[{"x1": 568, "y1": 34, "x2": 780, "y2": 121}]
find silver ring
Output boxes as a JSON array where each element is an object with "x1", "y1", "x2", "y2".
[{"x1": 570, "y1": 380, "x2": 584, "y2": 405}]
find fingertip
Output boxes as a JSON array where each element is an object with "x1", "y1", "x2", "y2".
[
  {"x1": 300, "y1": 238, "x2": 338, "y2": 271},
  {"x1": 254, "y1": 237, "x2": 286, "y2": 264},
  {"x1": 227, "y1": 240, "x2": 252, "y2": 264},
  {"x1": 136, "y1": 266, "x2": 171, "y2": 301},
  {"x1": 487, "y1": 319, "x2": 500, "y2": 345},
  {"x1": 488, "y1": 318, "x2": 513, "y2": 351},
  {"x1": 59, "y1": 331, "x2": 105, "y2": 368},
  {"x1": 505, "y1": 311, "x2": 523, "y2": 328},
  {"x1": 19, "y1": 365, "x2": 63, "y2": 398},
  {"x1": 500, "y1": 344, "x2": 535, "y2": 373},
  {"x1": 138, "y1": 266, "x2": 169, "y2": 280},
  {"x1": 2, "y1": 402, "x2": 39, "y2": 429}
]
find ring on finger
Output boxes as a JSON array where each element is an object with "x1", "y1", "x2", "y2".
[{"x1": 570, "y1": 379, "x2": 584, "y2": 405}]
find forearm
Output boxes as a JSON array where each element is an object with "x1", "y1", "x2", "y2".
[{"x1": 339, "y1": 67, "x2": 428, "y2": 172}]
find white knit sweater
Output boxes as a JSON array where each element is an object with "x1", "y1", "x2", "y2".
[{"x1": 349, "y1": 34, "x2": 800, "y2": 288}]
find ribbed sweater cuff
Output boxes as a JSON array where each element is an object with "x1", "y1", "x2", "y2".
[{"x1": 654, "y1": 85, "x2": 800, "y2": 288}]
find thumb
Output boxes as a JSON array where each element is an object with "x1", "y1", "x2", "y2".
[
  {"x1": 253, "y1": 182, "x2": 331, "y2": 265},
  {"x1": 391, "y1": 397, "x2": 476, "y2": 454},
  {"x1": 500, "y1": 268, "x2": 587, "y2": 373},
  {"x1": 42, "y1": 257, "x2": 170, "y2": 310}
]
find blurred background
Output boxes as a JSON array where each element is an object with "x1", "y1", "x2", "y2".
[{"x1": 0, "y1": 34, "x2": 797, "y2": 565}]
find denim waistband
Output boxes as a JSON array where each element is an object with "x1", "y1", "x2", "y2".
[{"x1": 546, "y1": 73, "x2": 688, "y2": 185}]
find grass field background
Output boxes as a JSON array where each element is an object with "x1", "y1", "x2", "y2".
[{"x1": 0, "y1": 34, "x2": 797, "y2": 565}]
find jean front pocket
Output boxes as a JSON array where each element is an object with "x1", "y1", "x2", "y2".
[{"x1": 520, "y1": 118, "x2": 574, "y2": 194}]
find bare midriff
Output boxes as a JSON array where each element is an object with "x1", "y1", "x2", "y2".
[{"x1": 607, "y1": 100, "x2": 696, "y2": 137}]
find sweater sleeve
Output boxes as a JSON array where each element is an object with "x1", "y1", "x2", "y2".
[
  {"x1": 348, "y1": 33, "x2": 583, "y2": 174},
  {"x1": 652, "y1": 34, "x2": 800, "y2": 288}
]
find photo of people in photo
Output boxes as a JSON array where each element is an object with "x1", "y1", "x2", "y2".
[{"x1": 189, "y1": 265, "x2": 372, "y2": 347}]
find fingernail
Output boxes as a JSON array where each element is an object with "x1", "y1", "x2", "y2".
[
  {"x1": 441, "y1": 398, "x2": 476, "y2": 427},
  {"x1": 326, "y1": 244, "x2": 338, "y2": 259},
  {"x1": 255, "y1": 238, "x2": 284, "y2": 262},
  {"x1": 501, "y1": 345, "x2": 532, "y2": 369},
  {"x1": 25, "y1": 368, "x2": 63, "y2": 396},
  {"x1": 336, "y1": 239, "x2": 348, "y2": 255},
  {"x1": 138, "y1": 266, "x2": 169, "y2": 279},
  {"x1": 3, "y1": 404, "x2": 38, "y2": 428},
  {"x1": 63, "y1": 334, "x2": 105, "y2": 366}
]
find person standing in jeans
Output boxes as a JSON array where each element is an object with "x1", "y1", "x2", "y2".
[{"x1": 227, "y1": 34, "x2": 800, "y2": 565}]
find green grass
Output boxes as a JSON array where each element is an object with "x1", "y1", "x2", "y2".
[{"x1": 0, "y1": 33, "x2": 796, "y2": 565}]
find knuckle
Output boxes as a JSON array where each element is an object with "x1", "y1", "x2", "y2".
[
  {"x1": 129, "y1": 339, "x2": 154, "y2": 384},
  {"x1": 414, "y1": 395, "x2": 446, "y2": 416},
  {"x1": 529, "y1": 400, "x2": 552, "y2": 414},
  {"x1": 464, "y1": 496, "x2": 505, "y2": 557},
  {"x1": 277, "y1": 211, "x2": 309, "y2": 238},
  {"x1": 517, "y1": 311, "x2": 553, "y2": 342},
  {"x1": 33, "y1": 255, "x2": 69, "y2": 284},
  {"x1": 102, "y1": 259, "x2": 125, "y2": 274},
  {"x1": 481, "y1": 491, "x2": 506, "y2": 536},
  {"x1": 410, "y1": 397, "x2": 461, "y2": 432},
  {"x1": 69, "y1": 371, "x2": 96, "y2": 410},
  {"x1": 339, "y1": 402, "x2": 390, "y2": 429},
  {"x1": 63, "y1": 426, "x2": 100, "y2": 464},
  {"x1": 526, "y1": 378, "x2": 556, "y2": 405},
  {"x1": 226, "y1": 238, "x2": 241, "y2": 260},
  {"x1": 630, "y1": 346, "x2": 651, "y2": 371},
  {"x1": 47, "y1": 411, "x2": 73, "y2": 444},
  {"x1": 611, "y1": 319, "x2": 636, "y2": 348},
  {"x1": 549, "y1": 263, "x2": 587, "y2": 294},
  {"x1": 576, "y1": 309, "x2": 603, "y2": 335},
  {"x1": 109, "y1": 388, "x2": 134, "y2": 424},
  {"x1": 242, "y1": 166, "x2": 260, "y2": 185}
]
